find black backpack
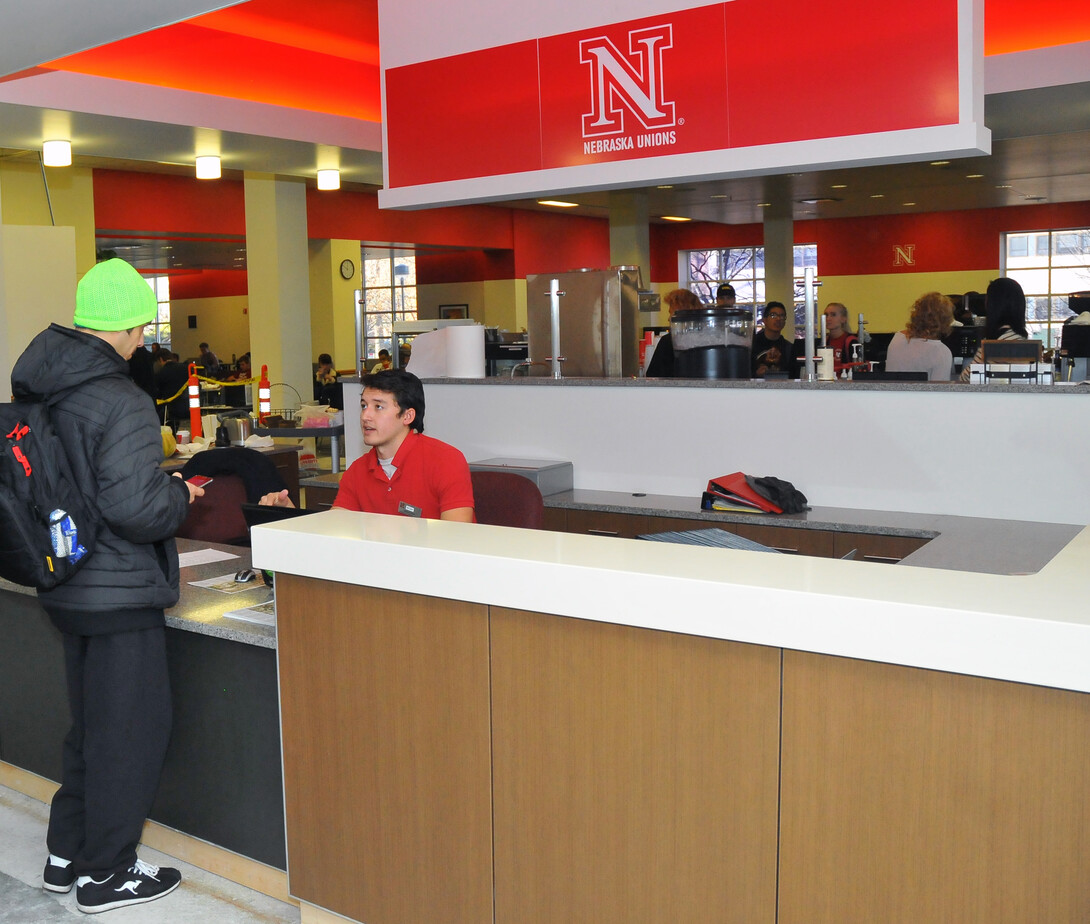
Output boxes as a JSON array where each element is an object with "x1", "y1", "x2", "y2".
[{"x1": 0, "y1": 396, "x2": 100, "y2": 589}]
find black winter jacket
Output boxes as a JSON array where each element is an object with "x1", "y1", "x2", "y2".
[{"x1": 11, "y1": 324, "x2": 191, "y2": 634}]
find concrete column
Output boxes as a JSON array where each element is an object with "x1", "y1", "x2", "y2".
[
  {"x1": 244, "y1": 173, "x2": 313, "y2": 408},
  {"x1": 608, "y1": 190, "x2": 650, "y2": 286},
  {"x1": 762, "y1": 211, "x2": 795, "y2": 334}
]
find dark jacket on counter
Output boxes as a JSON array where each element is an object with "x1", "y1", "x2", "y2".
[{"x1": 11, "y1": 324, "x2": 190, "y2": 634}]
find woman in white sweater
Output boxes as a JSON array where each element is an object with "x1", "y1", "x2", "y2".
[{"x1": 885, "y1": 291, "x2": 955, "y2": 381}]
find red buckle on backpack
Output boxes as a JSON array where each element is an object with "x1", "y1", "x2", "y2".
[
  {"x1": 5, "y1": 422, "x2": 29, "y2": 441},
  {"x1": 12, "y1": 446, "x2": 31, "y2": 476}
]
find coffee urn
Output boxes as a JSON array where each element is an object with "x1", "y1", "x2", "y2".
[{"x1": 670, "y1": 307, "x2": 753, "y2": 379}]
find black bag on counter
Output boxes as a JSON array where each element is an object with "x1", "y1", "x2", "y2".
[{"x1": 745, "y1": 475, "x2": 808, "y2": 514}]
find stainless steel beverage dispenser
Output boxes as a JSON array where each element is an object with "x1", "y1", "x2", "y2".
[{"x1": 524, "y1": 267, "x2": 639, "y2": 377}]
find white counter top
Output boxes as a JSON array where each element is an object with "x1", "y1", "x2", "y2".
[{"x1": 252, "y1": 509, "x2": 1090, "y2": 695}]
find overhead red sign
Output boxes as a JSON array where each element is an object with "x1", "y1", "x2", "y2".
[{"x1": 382, "y1": 0, "x2": 974, "y2": 204}]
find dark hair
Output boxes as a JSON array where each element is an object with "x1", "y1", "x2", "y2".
[
  {"x1": 984, "y1": 277, "x2": 1028, "y2": 339},
  {"x1": 361, "y1": 368, "x2": 425, "y2": 433},
  {"x1": 317, "y1": 352, "x2": 333, "y2": 365},
  {"x1": 199, "y1": 342, "x2": 209, "y2": 350},
  {"x1": 378, "y1": 349, "x2": 391, "y2": 359},
  {"x1": 763, "y1": 301, "x2": 786, "y2": 317}
]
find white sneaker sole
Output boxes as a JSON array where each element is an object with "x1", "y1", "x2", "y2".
[{"x1": 76, "y1": 878, "x2": 180, "y2": 914}]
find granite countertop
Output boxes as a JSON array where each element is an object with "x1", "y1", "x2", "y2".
[
  {"x1": 543, "y1": 489, "x2": 1080, "y2": 575},
  {"x1": 421, "y1": 376, "x2": 1090, "y2": 395},
  {"x1": 0, "y1": 539, "x2": 276, "y2": 649}
]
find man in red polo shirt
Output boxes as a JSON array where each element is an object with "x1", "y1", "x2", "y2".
[{"x1": 260, "y1": 369, "x2": 474, "y2": 521}]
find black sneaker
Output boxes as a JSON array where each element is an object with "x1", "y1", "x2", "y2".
[
  {"x1": 42, "y1": 856, "x2": 76, "y2": 893},
  {"x1": 75, "y1": 859, "x2": 181, "y2": 914}
]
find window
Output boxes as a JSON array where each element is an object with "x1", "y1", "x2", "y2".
[
  {"x1": 141, "y1": 275, "x2": 171, "y2": 350},
  {"x1": 684, "y1": 244, "x2": 818, "y2": 328},
  {"x1": 362, "y1": 252, "x2": 417, "y2": 366},
  {"x1": 1002, "y1": 228, "x2": 1090, "y2": 348}
]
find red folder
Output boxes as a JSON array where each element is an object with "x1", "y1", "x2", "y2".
[{"x1": 706, "y1": 472, "x2": 783, "y2": 514}]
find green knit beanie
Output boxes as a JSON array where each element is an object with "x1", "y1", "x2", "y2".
[{"x1": 73, "y1": 258, "x2": 157, "y2": 332}]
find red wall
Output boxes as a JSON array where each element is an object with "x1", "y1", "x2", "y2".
[{"x1": 92, "y1": 169, "x2": 1090, "y2": 297}]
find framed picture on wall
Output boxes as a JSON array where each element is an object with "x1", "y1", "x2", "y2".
[{"x1": 439, "y1": 304, "x2": 469, "y2": 319}]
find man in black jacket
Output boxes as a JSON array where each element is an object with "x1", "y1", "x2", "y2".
[{"x1": 11, "y1": 258, "x2": 203, "y2": 914}]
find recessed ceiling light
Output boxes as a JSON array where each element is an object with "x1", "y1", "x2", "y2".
[
  {"x1": 870, "y1": 194, "x2": 885, "y2": 199},
  {"x1": 657, "y1": 185, "x2": 674, "y2": 189},
  {"x1": 930, "y1": 160, "x2": 950, "y2": 166},
  {"x1": 537, "y1": 199, "x2": 579, "y2": 208},
  {"x1": 995, "y1": 184, "x2": 1012, "y2": 189},
  {"x1": 42, "y1": 139, "x2": 72, "y2": 167},
  {"x1": 965, "y1": 174, "x2": 984, "y2": 179},
  {"x1": 798, "y1": 197, "x2": 842, "y2": 204},
  {"x1": 903, "y1": 202, "x2": 917, "y2": 206},
  {"x1": 195, "y1": 155, "x2": 221, "y2": 179},
  {"x1": 831, "y1": 184, "x2": 847, "y2": 189},
  {"x1": 710, "y1": 194, "x2": 729, "y2": 200},
  {"x1": 757, "y1": 202, "x2": 772, "y2": 208},
  {"x1": 660, "y1": 215, "x2": 691, "y2": 222}
]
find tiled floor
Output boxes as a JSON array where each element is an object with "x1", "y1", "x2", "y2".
[{"x1": 0, "y1": 785, "x2": 300, "y2": 923}]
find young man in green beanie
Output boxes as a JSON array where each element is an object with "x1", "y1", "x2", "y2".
[{"x1": 11, "y1": 258, "x2": 204, "y2": 914}]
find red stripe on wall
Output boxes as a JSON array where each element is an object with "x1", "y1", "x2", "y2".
[
  {"x1": 169, "y1": 269, "x2": 248, "y2": 300},
  {"x1": 93, "y1": 170, "x2": 246, "y2": 235}
]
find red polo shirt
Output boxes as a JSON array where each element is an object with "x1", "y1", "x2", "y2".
[{"x1": 333, "y1": 431, "x2": 475, "y2": 520}]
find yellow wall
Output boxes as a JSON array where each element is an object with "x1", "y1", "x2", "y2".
[
  {"x1": 419, "y1": 279, "x2": 525, "y2": 332},
  {"x1": 308, "y1": 238, "x2": 361, "y2": 371},
  {"x1": 0, "y1": 160, "x2": 96, "y2": 276},
  {"x1": 170, "y1": 295, "x2": 250, "y2": 366},
  {"x1": 1, "y1": 225, "x2": 76, "y2": 397}
]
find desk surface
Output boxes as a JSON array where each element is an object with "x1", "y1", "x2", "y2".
[
  {"x1": 0, "y1": 539, "x2": 276, "y2": 649},
  {"x1": 252, "y1": 508, "x2": 1090, "y2": 694}
]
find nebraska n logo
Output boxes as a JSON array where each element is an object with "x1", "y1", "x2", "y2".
[{"x1": 580, "y1": 24, "x2": 675, "y2": 138}]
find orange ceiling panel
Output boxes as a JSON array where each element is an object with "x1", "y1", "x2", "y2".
[
  {"x1": 985, "y1": 0, "x2": 1090, "y2": 55},
  {"x1": 43, "y1": 0, "x2": 380, "y2": 121}
]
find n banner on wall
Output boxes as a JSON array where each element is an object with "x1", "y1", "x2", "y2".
[{"x1": 378, "y1": 0, "x2": 988, "y2": 209}]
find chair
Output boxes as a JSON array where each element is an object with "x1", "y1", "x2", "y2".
[
  {"x1": 470, "y1": 471, "x2": 545, "y2": 529},
  {"x1": 175, "y1": 474, "x2": 251, "y2": 545},
  {"x1": 179, "y1": 447, "x2": 287, "y2": 503},
  {"x1": 176, "y1": 447, "x2": 290, "y2": 545}
]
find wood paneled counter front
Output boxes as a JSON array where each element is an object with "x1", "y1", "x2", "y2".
[{"x1": 253, "y1": 510, "x2": 1090, "y2": 924}]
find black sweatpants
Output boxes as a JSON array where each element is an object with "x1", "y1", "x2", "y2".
[{"x1": 46, "y1": 625, "x2": 173, "y2": 878}]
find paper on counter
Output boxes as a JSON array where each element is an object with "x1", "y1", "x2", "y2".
[
  {"x1": 224, "y1": 600, "x2": 276, "y2": 626},
  {"x1": 189, "y1": 572, "x2": 265, "y2": 594},
  {"x1": 178, "y1": 548, "x2": 240, "y2": 568}
]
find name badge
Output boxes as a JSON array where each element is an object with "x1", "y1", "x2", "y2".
[{"x1": 397, "y1": 501, "x2": 422, "y2": 518}]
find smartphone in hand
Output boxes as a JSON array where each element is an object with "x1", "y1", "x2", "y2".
[{"x1": 186, "y1": 475, "x2": 214, "y2": 488}]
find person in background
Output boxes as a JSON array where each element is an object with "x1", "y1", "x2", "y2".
[
  {"x1": 127, "y1": 340, "x2": 156, "y2": 402},
  {"x1": 261, "y1": 368, "x2": 474, "y2": 521},
  {"x1": 959, "y1": 277, "x2": 1030, "y2": 383},
  {"x1": 751, "y1": 301, "x2": 796, "y2": 377},
  {"x1": 646, "y1": 288, "x2": 702, "y2": 378},
  {"x1": 715, "y1": 282, "x2": 736, "y2": 307},
  {"x1": 11, "y1": 258, "x2": 203, "y2": 914},
  {"x1": 154, "y1": 349, "x2": 191, "y2": 427},
  {"x1": 315, "y1": 352, "x2": 338, "y2": 386},
  {"x1": 197, "y1": 342, "x2": 221, "y2": 379},
  {"x1": 822, "y1": 302, "x2": 860, "y2": 375},
  {"x1": 885, "y1": 292, "x2": 956, "y2": 381},
  {"x1": 225, "y1": 352, "x2": 251, "y2": 381},
  {"x1": 370, "y1": 348, "x2": 393, "y2": 372}
]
